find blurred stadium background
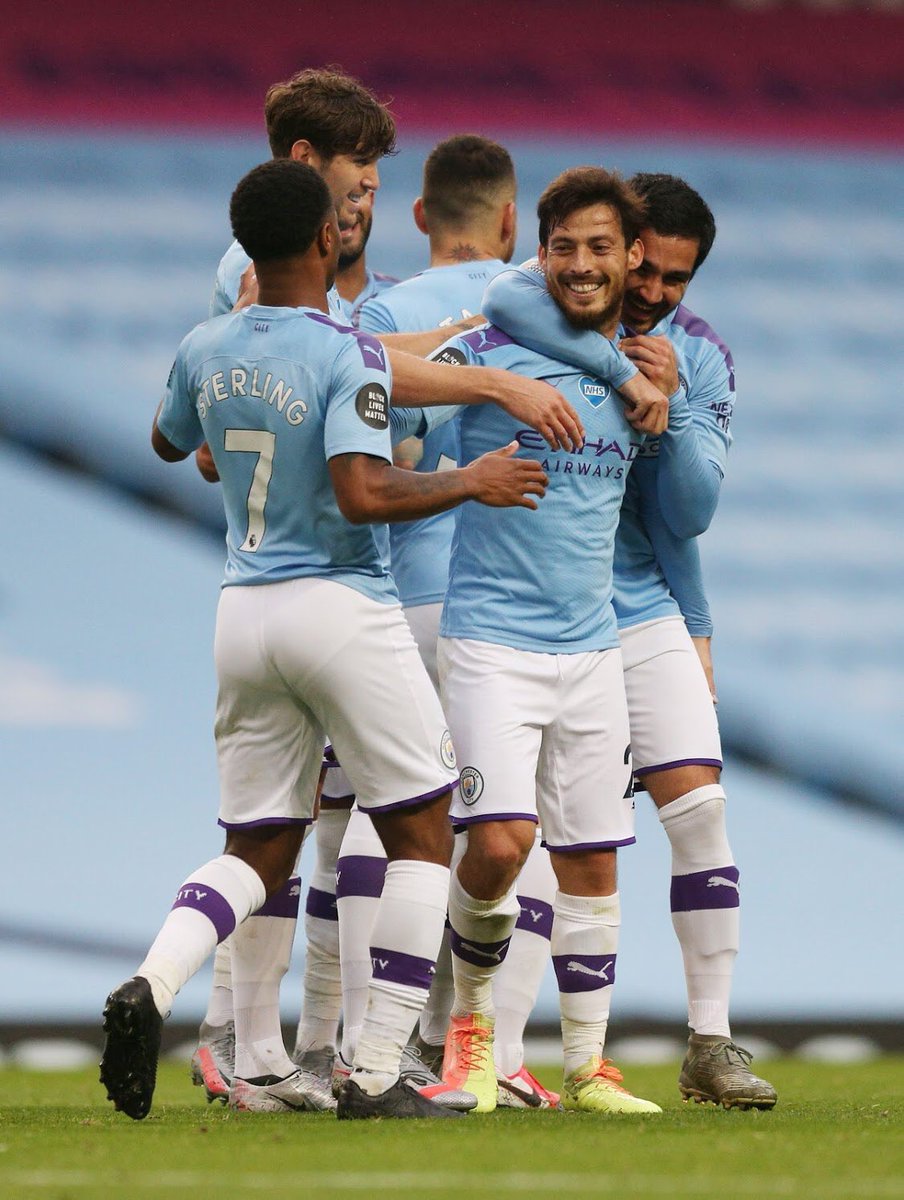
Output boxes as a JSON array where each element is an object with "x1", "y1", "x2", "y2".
[{"x1": 1, "y1": 0, "x2": 901, "y2": 1061}]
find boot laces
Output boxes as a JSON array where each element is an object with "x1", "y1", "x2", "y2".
[{"x1": 451, "y1": 1022, "x2": 491, "y2": 1072}]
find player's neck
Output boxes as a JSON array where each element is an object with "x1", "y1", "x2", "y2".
[
  {"x1": 429, "y1": 235, "x2": 498, "y2": 268},
  {"x1": 254, "y1": 260, "x2": 331, "y2": 313},
  {"x1": 335, "y1": 255, "x2": 368, "y2": 302}
]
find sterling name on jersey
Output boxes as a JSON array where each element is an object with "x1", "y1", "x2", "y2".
[
  {"x1": 156, "y1": 305, "x2": 398, "y2": 600},
  {"x1": 615, "y1": 302, "x2": 735, "y2": 634},
  {"x1": 438, "y1": 324, "x2": 643, "y2": 654},
  {"x1": 359, "y1": 260, "x2": 510, "y2": 609}
]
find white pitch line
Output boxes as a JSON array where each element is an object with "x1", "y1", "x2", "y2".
[{"x1": 1, "y1": 1172, "x2": 902, "y2": 1197}]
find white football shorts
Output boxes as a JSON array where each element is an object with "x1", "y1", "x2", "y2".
[
  {"x1": 438, "y1": 637, "x2": 635, "y2": 851},
  {"x1": 320, "y1": 600, "x2": 443, "y2": 803},
  {"x1": 619, "y1": 616, "x2": 722, "y2": 777},
  {"x1": 215, "y1": 577, "x2": 458, "y2": 830}
]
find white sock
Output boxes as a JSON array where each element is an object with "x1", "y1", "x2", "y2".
[
  {"x1": 551, "y1": 890, "x2": 620, "y2": 1074},
  {"x1": 137, "y1": 855, "x2": 265, "y2": 1019},
  {"x1": 659, "y1": 785, "x2": 738, "y2": 1037},
  {"x1": 336, "y1": 809, "x2": 388, "y2": 1063},
  {"x1": 494, "y1": 836, "x2": 556, "y2": 1076},
  {"x1": 233, "y1": 875, "x2": 300, "y2": 1080},
  {"x1": 417, "y1": 830, "x2": 466, "y2": 1048},
  {"x1": 447, "y1": 867, "x2": 520, "y2": 1019},
  {"x1": 202, "y1": 943, "x2": 234, "y2": 1029},
  {"x1": 294, "y1": 807, "x2": 351, "y2": 1055},
  {"x1": 352, "y1": 860, "x2": 449, "y2": 1096}
]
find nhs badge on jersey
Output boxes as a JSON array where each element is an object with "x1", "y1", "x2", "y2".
[{"x1": 578, "y1": 376, "x2": 610, "y2": 408}]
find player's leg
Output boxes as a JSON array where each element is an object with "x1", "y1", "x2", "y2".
[
  {"x1": 539, "y1": 647, "x2": 660, "y2": 1116},
  {"x1": 335, "y1": 806, "x2": 387, "y2": 1080},
  {"x1": 292, "y1": 769, "x2": 353, "y2": 1083},
  {"x1": 101, "y1": 582, "x2": 327, "y2": 1120},
  {"x1": 623, "y1": 617, "x2": 775, "y2": 1109},
  {"x1": 300, "y1": 581, "x2": 461, "y2": 1119},
  {"x1": 493, "y1": 830, "x2": 560, "y2": 1108},
  {"x1": 438, "y1": 636, "x2": 547, "y2": 1112}
]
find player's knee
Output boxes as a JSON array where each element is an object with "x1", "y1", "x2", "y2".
[{"x1": 467, "y1": 822, "x2": 534, "y2": 889}]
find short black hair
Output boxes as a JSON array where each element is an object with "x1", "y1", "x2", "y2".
[
  {"x1": 629, "y1": 173, "x2": 716, "y2": 273},
  {"x1": 422, "y1": 135, "x2": 515, "y2": 228},
  {"x1": 230, "y1": 160, "x2": 333, "y2": 263},
  {"x1": 538, "y1": 167, "x2": 646, "y2": 248},
  {"x1": 265, "y1": 66, "x2": 397, "y2": 163}
]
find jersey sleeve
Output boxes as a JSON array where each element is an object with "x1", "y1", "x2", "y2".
[
  {"x1": 324, "y1": 334, "x2": 395, "y2": 465},
  {"x1": 358, "y1": 297, "x2": 399, "y2": 335},
  {"x1": 481, "y1": 261, "x2": 639, "y2": 389},
  {"x1": 656, "y1": 343, "x2": 734, "y2": 539},
  {"x1": 155, "y1": 339, "x2": 204, "y2": 452},
  {"x1": 639, "y1": 485, "x2": 713, "y2": 636}
]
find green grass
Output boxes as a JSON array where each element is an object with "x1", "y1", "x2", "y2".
[{"x1": 0, "y1": 1059, "x2": 902, "y2": 1200}]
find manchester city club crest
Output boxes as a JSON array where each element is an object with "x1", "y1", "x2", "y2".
[
  {"x1": 459, "y1": 766, "x2": 484, "y2": 806},
  {"x1": 440, "y1": 730, "x2": 457, "y2": 770}
]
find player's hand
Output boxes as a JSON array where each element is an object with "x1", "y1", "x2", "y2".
[
  {"x1": 488, "y1": 369, "x2": 584, "y2": 452},
  {"x1": 466, "y1": 441, "x2": 548, "y2": 510},
  {"x1": 620, "y1": 334, "x2": 680, "y2": 398},
  {"x1": 195, "y1": 442, "x2": 219, "y2": 483},
  {"x1": 616, "y1": 368, "x2": 670, "y2": 436},
  {"x1": 691, "y1": 635, "x2": 718, "y2": 705},
  {"x1": 233, "y1": 264, "x2": 259, "y2": 311},
  {"x1": 393, "y1": 437, "x2": 424, "y2": 471}
]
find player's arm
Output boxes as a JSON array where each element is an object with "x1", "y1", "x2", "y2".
[
  {"x1": 358, "y1": 295, "x2": 485, "y2": 360},
  {"x1": 151, "y1": 348, "x2": 204, "y2": 463},
  {"x1": 385, "y1": 345, "x2": 584, "y2": 453},
  {"x1": 620, "y1": 335, "x2": 732, "y2": 538},
  {"x1": 329, "y1": 443, "x2": 547, "y2": 525},
  {"x1": 482, "y1": 263, "x2": 669, "y2": 435},
  {"x1": 634, "y1": 469, "x2": 717, "y2": 701}
]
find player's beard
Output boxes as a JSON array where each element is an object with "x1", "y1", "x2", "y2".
[
  {"x1": 547, "y1": 273, "x2": 624, "y2": 332},
  {"x1": 338, "y1": 209, "x2": 372, "y2": 270}
]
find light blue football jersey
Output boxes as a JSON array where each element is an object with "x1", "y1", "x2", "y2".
[
  {"x1": 209, "y1": 239, "x2": 344, "y2": 321},
  {"x1": 359, "y1": 260, "x2": 510, "y2": 608},
  {"x1": 482, "y1": 265, "x2": 734, "y2": 637},
  {"x1": 437, "y1": 324, "x2": 643, "y2": 654},
  {"x1": 340, "y1": 268, "x2": 400, "y2": 328},
  {"x1": 156, "y1": 305, "x2": 399, "y2": 600}
]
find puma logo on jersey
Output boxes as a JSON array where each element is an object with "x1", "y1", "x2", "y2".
[
  {"x1": 706, "y1": 875, "x2": 740, "y2": 892},
  {"x1": 566, "y1": 960, "x2": 611, "y2": 981}
]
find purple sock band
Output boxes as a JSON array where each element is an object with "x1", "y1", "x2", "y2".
[
  {"x1": 305, "y1": 885, "x2": 338, "y2": 921},
  {"x1": 254, "y1": 876, "x2": 301, "y2": 919},
  {"x1": 553, "y1": 953, "x2": 617, "y2": 993},
  {"x1": 449, "y1": 928, "x2": 512, "y2": 969},
  {"x1": 171, "y1": 882, "x2": 236, "y2": 943},
  {"x1": 369, "y1": 946, "x2": 436, "y2": 992},
  {"x1": 671, "y1": 865, "x2": 740, "y2": 913},
  {"x1": 336, "y1": 854, "x2": 387, "y2": 900},
  {"x1": 516, "y1": 896, "x2": 554, "y2": 941}
]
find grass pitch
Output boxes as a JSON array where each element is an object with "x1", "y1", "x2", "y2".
[{"x1": 0, "y1": 1058, "x2": 902, "y2": 1200}]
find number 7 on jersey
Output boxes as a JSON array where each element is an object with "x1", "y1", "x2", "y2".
[{"x1": 225, "y1": 428, "x2": 275, "y2": 552}]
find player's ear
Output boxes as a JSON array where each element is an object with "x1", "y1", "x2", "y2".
[
  {"x1": 317, "y1": 216, "x2": 335, "y2": 259},
  {"x1": 500, "y1": 201, "x2": 516, "y2": 244},
  {"x1": 537, "y1": 243, "x2": 548, "y2": 270},
  {"x1": 627, "y1": 238, "x2": 644, "y2": 270},
  {"x1": 413, "y1": 197, "x2": 429, "y2": 236},
  {"x1": 290, "y1": 139, "x2": 319, "y2": 167}
]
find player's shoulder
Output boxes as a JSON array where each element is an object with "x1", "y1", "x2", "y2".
[{"x1": 669, "y1": 303, "x2": 734, "y2": 369}]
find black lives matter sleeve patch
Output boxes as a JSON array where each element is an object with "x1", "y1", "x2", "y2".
[
  {"x1": 431, "y1": 346, "x2": 467, "y2": 367},
  {"x1": 355, "y1": 382, "x2": 389, "y2": 429}
]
